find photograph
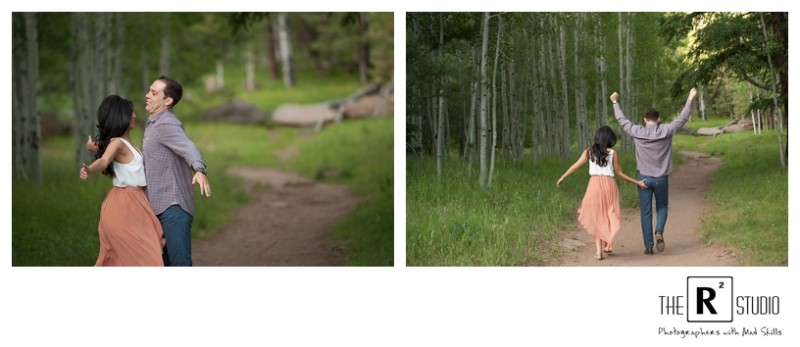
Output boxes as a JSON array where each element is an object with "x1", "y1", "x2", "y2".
[
  {"x1": 3, "y1": 4, "x2": 797, "y2": 347},
  {"x1": 406, "y1": 12, "x2": 787, "y2": 266},
  {"x1": 11, "y1": 12, "x2": 394, "y2": 266}
]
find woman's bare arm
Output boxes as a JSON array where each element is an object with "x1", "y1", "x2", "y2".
[
  {"x1": 613, "y1": 152, "x2": 647, "y2": 188},
  {"x1": 557, "y1": 149, "x2": 589, "y2": 187}
]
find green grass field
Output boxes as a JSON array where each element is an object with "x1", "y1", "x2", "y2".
[
  {"x1": 407, "y1": 117, "x2": 787, "y2": 266},
  {"x1": 406, "y1": 151, "x2": 642, "y2": 266},
  {"x1": 674, "y1": 129, "x2": 787, "y2": 266}
]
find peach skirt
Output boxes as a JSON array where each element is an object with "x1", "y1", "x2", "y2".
[
  {"x1": 577, "y1": 175, "x2": 621, "y2": 244},
  {"x1": 96, "y1": 187, "x2": 164, "y2": 266}
]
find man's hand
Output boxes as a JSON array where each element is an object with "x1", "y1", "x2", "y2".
[
  {"x1": 86, "y1": 136, "x2": 99, "y2": 153},
  {"x1": 192, "y1": 172, "x2": 212, "y2": 197},
  {"x1": 610, "y1": 92, "x2": 619, "y2": 103},
  {"x1": 688, "y1": 87, "x2": 698, "y2": 100}
]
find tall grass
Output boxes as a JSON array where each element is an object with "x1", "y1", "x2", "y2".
[
  {"x1": 286, "y1": 116, "x2": 394, "y2": 266},
  {"x1": 674, "y1": 131, "x2": 787, "y2": 265},
  {"x1": 406, "y1": 150, "x2": 641, "y2": 266},
  {"x1": 408, "y1": 120, "x2": 787, "y2": 266}
]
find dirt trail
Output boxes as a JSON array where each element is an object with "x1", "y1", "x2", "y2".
[
  {"x1": 551, "y1": 151, "x2": 739, "y2": 266},
  {"x1": 192, "y1": 146, "x2": 361, "y2": 266}
]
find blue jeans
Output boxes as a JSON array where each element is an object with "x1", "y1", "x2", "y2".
[
  {"x1": 157, "y1": 204, "x2": 194, "y2": 266},
  {"x1": 637, "y1": 173, "x2": 669, "y2": 249}
]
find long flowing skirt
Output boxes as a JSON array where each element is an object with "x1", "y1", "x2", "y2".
[
  {"x1": 577, "y1": 175, "x2": 621, "y2": 244},
  {"x1": 96, "y1": 187, "x2": 164, "y2": 266}
]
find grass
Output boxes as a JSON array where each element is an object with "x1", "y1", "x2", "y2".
[
  {"x1": 12, "y1": 129, "x2": 250, "y2": 266},
  {"x1": 673, "y1": 129, "x2": 787, "y2": 266},
  {"x1": 406, "y1": 150, "x2": 641, "y2": 266},
  {"x1": 285, "y1": 116, "x2": 395, "y2": 266}
]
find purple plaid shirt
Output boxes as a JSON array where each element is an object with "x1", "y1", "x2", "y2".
[
  {"x1": 614, "y1": 99, "x2": 693, "y2": 177},
  {"x1": 143, "y1": 109, "x2": 206, "y2": 216}
]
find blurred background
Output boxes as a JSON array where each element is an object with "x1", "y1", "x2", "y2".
[{"x1": 11, "y1": 12, "x2": 394, "y2": 266}]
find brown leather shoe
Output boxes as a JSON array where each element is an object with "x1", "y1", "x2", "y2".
[
  {"x1": 644, "y1": 248, "x2": 654, "y2": 255},
  {"x1": 655, "y1": 232, "x2": 665, "y2": 252}
]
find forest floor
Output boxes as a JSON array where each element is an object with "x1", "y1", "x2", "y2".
[
  {"x1": 550, "y1": 151, "x2": 740, "y2": 266},
  {"x1": 192, "y1": 145, "x2": 362, "y2": 266}
]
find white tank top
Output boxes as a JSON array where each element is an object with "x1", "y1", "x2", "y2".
[
  {"x1": 111, "y1": 138, "x2": 147, "y2": 187},
  {"x1": 588, "y1": 149, "x2": 615, "y2": 177}
]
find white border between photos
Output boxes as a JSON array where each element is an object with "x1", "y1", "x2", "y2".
[{"x1": 2, "y1": 1, "x2": 798, "y2": 346}]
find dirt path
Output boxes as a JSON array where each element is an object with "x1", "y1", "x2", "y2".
[
  {"x1": 550, "y1": 151, "x2": 739, "y2": 266},
  {"x1": 192, "y1": 147, "x2": 361, "y2": 266}
]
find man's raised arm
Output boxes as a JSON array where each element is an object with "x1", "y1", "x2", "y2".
[
  {"x1": 669, "y1": 87, "x2": 697, "y2": 130},
  {"x1": 610, "y1": 92, "x2": 635, "y2": 135}
]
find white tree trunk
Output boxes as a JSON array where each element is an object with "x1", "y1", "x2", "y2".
[
  {"x1": 489, "y1": 15, "x2": 503, "y2": 187},
  {"x1": 216, "y1": 60, "x2": 225, "y2": 88},
  {"x1": 467, "y1": 78, "x2": 478, "y2": 178},
  {"x1": 625, "y1": 15, "x2": 635, "y2": 150},
  {"x1": 699, "y1": 89, "x2": 706, "y2": 121},
  {"x1": 529, "y1": 26, "x2": 541, "y2": 170},
  {"x1": 573, "y1": 19, "x2": 582, "y2": 151},
  {"x1": 598, "y1": 25, "x2": 609, "y2": 128},
  {"x1": 159, "y1": 33, "x2": 170, "y2": 77},
  {"x1": 478, "y1": 13, "x2": 491, "y2": 188},
  {"x1": 12, "y1": 12, "x2": 41, "y2": 182},
  {"x1": 109, "y1": 13, "x2": 124, "y2": 96},
  {"x1": 759, "y1": 13, "x2": 786, "y2": 170},
  {"x1": 278, "y1": 13, "x2": 296, "y2": 87},
  {"x1": 618, "y1": 12, "x2": 624, "y2": 107},
  {"x1": 557, "y1": 21, "x2": 570, "y2": 156},
  {"x1": 245, "y1": 49, "x2": 256, "y2": 90},
  {"x1": 436, "y1": 13, "x2": 445, "y2": 180}
]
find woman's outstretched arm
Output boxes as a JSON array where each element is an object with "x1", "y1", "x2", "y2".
[
  {"x1": 557, "y1": 149, "x2": 589, "y2": 187},
  {"x1": 79, "y1": 139, "x2": 123, "y2": 180}
]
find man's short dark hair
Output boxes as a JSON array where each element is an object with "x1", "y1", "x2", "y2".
[
  {"x1": 644, "y1": 107, "x2": 660, "y2": 122},
  {"x1": 158, "y1": 75, "x2": 183, "y2": 108}
]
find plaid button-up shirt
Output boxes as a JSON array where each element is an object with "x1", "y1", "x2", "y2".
[
  {"x1": 143, "y1": 109, "x2": 207, "y2": 216},
  {"x1": 614, "y1": 99, "x2": 693, "y2": 177}
]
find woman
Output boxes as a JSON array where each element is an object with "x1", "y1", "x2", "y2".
[
  {"x1": 557, "y1": 126, "x2": 647, "y2": 260},
  {"x1": 80, "y1": 95, "x2": 164, "y2": 266}
]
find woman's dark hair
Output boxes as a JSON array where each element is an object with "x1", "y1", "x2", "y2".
[
  {"x1": 94, "y1": 95, "x2": 134, "y2": 177},
  {"x1": 588, "y1": 126, "x2": 617, "y2": 167}
]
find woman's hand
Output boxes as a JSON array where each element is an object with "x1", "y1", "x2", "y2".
[
  {"x1": 79, "y1": 163, "x2": 90, "y2": 181},
  {"x1": 86, "y1": 136, "x2": 99, "y2": 153},
  {"x1": 636, "y1": 178, "x2": 648, "y2": 189},
  {"x1": 557, "y1": 177, "x2": 565, "y2": 187}
]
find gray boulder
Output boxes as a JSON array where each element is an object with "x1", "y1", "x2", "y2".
[
  {"x1": 271, "y1": 104, "x2": 339, "y2": 128},
  {"x1": 199, "y1": 100, "x2": 266, "y2": 124}
]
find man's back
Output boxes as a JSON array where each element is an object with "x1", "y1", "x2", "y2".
[{"x1": 613, "y1": 99, "x2": 693, "y2": 177}]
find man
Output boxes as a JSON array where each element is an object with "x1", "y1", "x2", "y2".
[
  {"x1": 143, "y1": 75, "x2": 211, "y2": 266},
  {"x1": 610, "y1": 87, "x2": 697, "y2": 255}
]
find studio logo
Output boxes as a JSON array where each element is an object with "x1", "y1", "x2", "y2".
[
  {"x1": 656, "y1": 276, "x2": 784, "y2": 339},
  {"x1": 687, "y1": 276, "x2": 733, "y2": 322},
  {"x1": 659, "y1": 276, "x2": 781, "y2": 322}
]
